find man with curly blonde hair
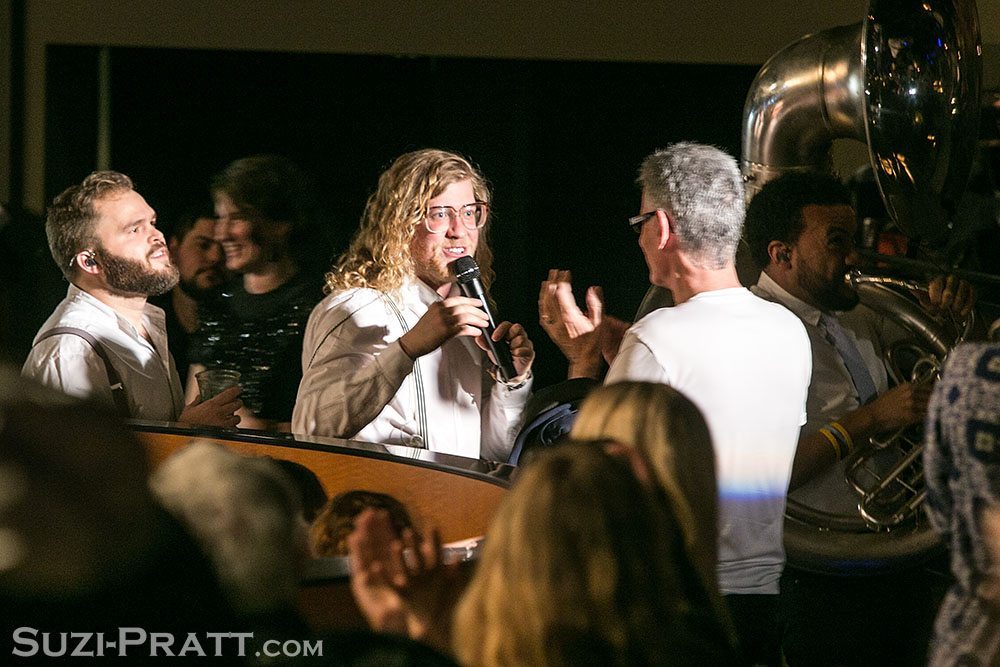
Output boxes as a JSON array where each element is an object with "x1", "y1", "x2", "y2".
[{"x1": 292, "y1": 149, "x2": 534, "y2": 460}]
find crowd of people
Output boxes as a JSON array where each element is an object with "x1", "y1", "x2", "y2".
[{"x1": 2, "y1": 140, "x2": 998, "y2": 665}]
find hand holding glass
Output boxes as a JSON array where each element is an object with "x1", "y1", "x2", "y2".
[{"x1": 196, "y1": 369, "x2": 241, "y2": 402}]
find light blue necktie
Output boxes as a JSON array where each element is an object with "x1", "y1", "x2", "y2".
[{"x1": 818, "y1": 313, "x2": 878, "y2": 405}]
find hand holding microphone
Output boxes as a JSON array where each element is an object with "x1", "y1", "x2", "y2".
[
  {"x1": 398, "y1": 256, "x2": 532, "y2": 383},
  {"x1": 450, "y1": 256, "x2": 520, "y2": 381}
]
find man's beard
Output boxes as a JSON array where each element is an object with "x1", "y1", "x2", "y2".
[
  {"x1": 411, "y1": 254, "x2": 452, "y2": 290},
  {"x1": 98, "y1": 249, "x2": 180, "y2": 297},
  {"x1": 178, "y1": 272, "x2": 224, "y2": 299},
  {"x1": 801, "y1": 266, "x2": 859, "y2": 312}
]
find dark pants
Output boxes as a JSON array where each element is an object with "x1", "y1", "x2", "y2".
[
  {"x1": 778, "y1": 558, "x2": 950, "y2": 667},
  {"x1": 726, "y1": 593, "x2": 782, "y2": 666}
]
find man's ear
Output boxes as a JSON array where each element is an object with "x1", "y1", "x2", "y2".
[
  {"x1": 654, "y1": 209, "x2": 672, "y2": 250},
  {"x1": 767, "y1": 240, "x2": 792, "y2": 267},
  {"x1": 74, "y1": 250, "x2": 100, "y2": 274}
]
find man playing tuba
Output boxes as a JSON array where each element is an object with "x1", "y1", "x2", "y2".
[
  {"x1": 743, "y1": 170, "x2": 977, "y2": 666},
  {"x1": 744, "y1": 171, "x2": 976, "y2": 489}
]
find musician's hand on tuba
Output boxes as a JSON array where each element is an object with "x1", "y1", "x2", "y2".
[
  {"x1": 865, "y1": 381, "x2": 932, "y2": 434},
  {"x1": 918, "y1": 275, "x2": 976, "y2": 319}
]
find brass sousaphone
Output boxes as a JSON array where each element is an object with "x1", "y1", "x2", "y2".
[{"x1": 741, "y1": 0, "x2": 982, "y2": 574}]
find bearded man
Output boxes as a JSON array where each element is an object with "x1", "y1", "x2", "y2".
[
  {"x1": 292, "y1": 149, "x2": 534, "y2": 460},
  {"x1": 22, "y1": 171, "x2": 239, "y2": 426}
]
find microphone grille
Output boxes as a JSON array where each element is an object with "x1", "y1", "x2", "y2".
[{"x1": 452, "y1": 255, "x2": 480, "y2": 282}]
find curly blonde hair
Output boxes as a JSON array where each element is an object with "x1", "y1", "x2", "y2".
[{"x1": 326, "y1": 149, "x2": 494, "y2": 294}]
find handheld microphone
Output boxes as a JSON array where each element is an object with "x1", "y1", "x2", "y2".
[{"x1": 451, "y1": 255, "x2": 518, "y2": 382}]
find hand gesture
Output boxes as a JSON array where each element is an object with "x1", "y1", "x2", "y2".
[
  {"x1": 539, "y1": 269, "x2": 605, "y2": 377},
  {"x1": 477, "y1": 321, "x2": 535, "y2": 380},
  {"x1": 178, "y1": 385, "x2": 242, "y2": 428},
  {"x1": 399, "y1": 296, "x2": 490, "y2": 359},
  {"x1": 348, "y1": 508, "x2": 449, "y2": 641}
]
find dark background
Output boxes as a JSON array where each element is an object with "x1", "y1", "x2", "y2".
[{"x1": 24, "y1": 45, "x2": 757, "y2": 385}]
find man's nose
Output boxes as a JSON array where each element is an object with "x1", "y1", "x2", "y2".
[
  {"x1": 845, "y1": 246, "x2": 859, "y2": 267},
  {"x1": 207, "y1": 242, "x2": 224, "y2": 264},
  {"x1": 214, "y1": 218, "x2": 229, "y2": 241},
  {"x1": 446, "y1": 213, "x2": 467, "y2": 237}
]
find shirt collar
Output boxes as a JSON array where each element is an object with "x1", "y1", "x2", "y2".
[
  {"x1": 66, "y1": 282, "x2": 163, "y2": 341},
  {"x1": 755, "y1": 271, "x2": 823, "y2": 327},
  {"x1": 402, "y1": 276, "x2": 456, "y2": 307}
]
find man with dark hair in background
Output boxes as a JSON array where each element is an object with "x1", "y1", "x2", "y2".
[
  {"x1": 744, "y1": 171, "x2": 976, "y2": 487},
  {"x1": 150, "y1": 204, "x2": 226, "y2": 375}
]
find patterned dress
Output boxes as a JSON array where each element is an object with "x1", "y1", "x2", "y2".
[{"x1": 924, "y1": 342, "x2": 1000, "y2": 667}]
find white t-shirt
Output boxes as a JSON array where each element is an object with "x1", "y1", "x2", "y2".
[
  {"x1": 606, "y1": 287, "x2": 812, "y2": 594},
  {"x1": 291, "y1": 278, "x2": 530, "y2": 461}
]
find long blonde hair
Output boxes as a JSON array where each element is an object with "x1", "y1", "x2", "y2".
[
  {"x1": 453, "y1": 443, "x2": 705, "y2": 666},
  {"x1": 570, "y1": 381, "x2": 734, "y2": 644},
  {"x1": 325, "y1": 149, "x2": 494, "y2": 294}
]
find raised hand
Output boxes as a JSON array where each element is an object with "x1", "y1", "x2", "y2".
[
  {"x1": 347, "y1": 508, "x2": 448, "y2": 642},
  {"x1": 539, "y1": 269, "x2": 606, "y2": 378},
  {"x1": 399, "y1": 296, "x2": 490, "y2": 359}
]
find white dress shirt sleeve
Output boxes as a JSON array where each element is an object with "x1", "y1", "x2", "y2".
[
  {"x1": 480, "y1": 373, "x2": 533, "y2": 462},
  {"x1": 292, "y1": 292, "x2": 415, "y2": 439},
  {"x1": 22, "y1": 335, "x2": 116, "y2": 407}
]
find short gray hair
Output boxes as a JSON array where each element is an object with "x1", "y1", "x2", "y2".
[
  {"x1": 637, "y1": 143, "x2": 744, "y2": 269},
  {"x1": 149, "y1": 442, "x2": 307, "y2": 616}
]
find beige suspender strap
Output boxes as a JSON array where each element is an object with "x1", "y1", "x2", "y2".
[
  {"x1": 34, "y1": 327, "x2": 131, "y2": 417},
  {"x1": 381, "y1": 294, "x2": 428, "y2": 448}
]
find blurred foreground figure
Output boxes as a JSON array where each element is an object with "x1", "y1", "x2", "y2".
[
  {"x1": 924, "y1": 342, "x2": 1000, "y2": 667},
  {"x1": 0, "y1": 367, "x2": 237, "y2": 653},
  {"x1": 349, "y1": 443, "x2": 738, "y2": 665},
  {"x1": 150, "y1": 441, "x2": 310, "y2": 636}
]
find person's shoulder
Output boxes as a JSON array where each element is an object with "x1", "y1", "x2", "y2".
[{"x1": 310, "y1": 287, "x2": 387, "y2": 321}]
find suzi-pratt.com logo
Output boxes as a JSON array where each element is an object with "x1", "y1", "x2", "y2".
[{"x1": 12, "y1": 627, "x2": 324, "y2": 659}]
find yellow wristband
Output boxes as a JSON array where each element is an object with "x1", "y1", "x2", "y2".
[
  {"x1": 828, "y1": 421, "x2": 854, "y2": 456},
  {"x1": 818, "y1": 427, "x2": 842, "y2": 461}
]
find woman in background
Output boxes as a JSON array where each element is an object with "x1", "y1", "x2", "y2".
[
  {"x1": 187, "y1": 154, "x2": 331, "y2": 431},
  {"x1": 349, "y1": 442, "x2": 738, "y2": 665}
]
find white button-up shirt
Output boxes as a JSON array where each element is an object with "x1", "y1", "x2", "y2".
[
  {"x1": 752, "y1": 271, "x2": 890, "y2": 438},
  {"x1": 22, "y1": 284, "x2": 184, "y2": 420},
  {"x1": 292, "y1": 278, "x2": 530, "y2": 461}
]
